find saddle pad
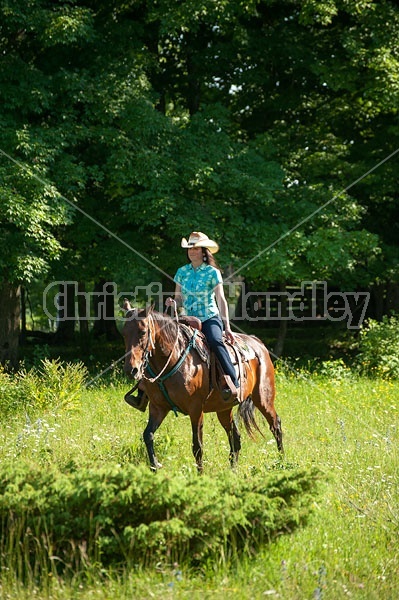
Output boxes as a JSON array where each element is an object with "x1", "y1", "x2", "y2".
[
  {"x1": 224, "y1": 334, "x2": 257, "y2": 362},
  {"x1": 179, "y1": 324, "x2": 256, "y2": 365}
]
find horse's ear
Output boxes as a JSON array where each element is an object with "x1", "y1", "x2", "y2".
[
  {"x1": 123, "y1": 298, "x2": 132, "y2": 312},
  {"x1": 146, "y1": 303, "x2": 155, "y2": 315}
]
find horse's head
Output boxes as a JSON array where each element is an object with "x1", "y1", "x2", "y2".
[{"x1": 122, "y1": 299, "x2": 155, "y2": 380}]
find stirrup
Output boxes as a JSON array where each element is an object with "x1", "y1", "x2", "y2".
[
  {"x1": 124, "y1": 388, "x2": 149, "y2": 412},
  {"x1": 220, "y1": 375, "x2": 239, "y2": 401}
]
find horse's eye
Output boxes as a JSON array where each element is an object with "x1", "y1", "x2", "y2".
[{"x1": 137, "y1": 329, "x2": 147, "y2": 346}]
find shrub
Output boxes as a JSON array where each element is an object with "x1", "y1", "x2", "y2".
[
  {"x1": 0, "y1": 359, "x2": 88, "y2": 417},
  {"x1": 0, "y1": 463, "x2": 322, "y2": 579},
  {"x1": 316, "y1": 358, "x2": 354, "y2": 380},
  {"x1": 356, "y1": 315, "x2": 399, "y2": 379}
]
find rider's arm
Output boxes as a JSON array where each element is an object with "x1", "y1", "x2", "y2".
[
  {"x1": 214, "y1": 283, "x2": 235, "y2": 343},
  {"x1": 165, "y1": 284, "x2": 183, "y2": 309}
]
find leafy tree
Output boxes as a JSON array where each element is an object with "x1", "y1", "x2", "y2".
[
  {"x1": 111, "y1": 0, "x2": 398, "y2": 294},
  {"x1": 224, "y1": 0, "x2": 399, "y2": 290},
  {"x1": 0, "y1": 1, "x2": 96, "y2": 363},
  {"x1": 2, "y1": 0, "x2": 399, "y2": 365},
  {"x1": 0, "y1": 1, "x2": 167, "y2": 357},
  {"x1": 128, "y1": 0, "x2": 399, "y2": 352}
]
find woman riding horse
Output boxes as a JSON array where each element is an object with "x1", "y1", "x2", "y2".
[
  {"x1": 123, "y1": 232, "x2": 283, "y2": 472},
  {"x1": 166, "y1": 231, "x2": 239, "y2": 400}
]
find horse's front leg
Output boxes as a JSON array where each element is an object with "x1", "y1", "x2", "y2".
[
  {"x1": 143, "y1": 406, "x2": 169, "y2": 471},
  {"x1": 217, "y1": 409, "x2": 241, "y2": 468},
  {"x1": 191, "y1": 412, "x2": 204, "y2": 474}
]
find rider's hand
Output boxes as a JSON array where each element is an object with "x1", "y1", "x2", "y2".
[
  {"x1": 165, "y1": 297, "x2": 176, "y2": 307},
  {"x1": 224, "y1": 327, "x2": 235, "y2": 344}
]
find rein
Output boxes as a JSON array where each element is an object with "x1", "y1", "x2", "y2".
[
  {"x1": 142, "y1": 313, "x2": 180, "y2": 383},
  {"x1": 144, "y1": 326, "x2": 199, "y2": 417}
]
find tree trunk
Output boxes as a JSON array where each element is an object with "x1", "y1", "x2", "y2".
[
  {"x1": 274, "y1": 282, "x2": 288, "y2": 358},
  {"x1": 78, "y1": 282, "x2": 90, "y2": 352},
  {"x1": 370, "y1": 283, "x2": 385, "y2": 320},
  {"x1": 0, "y1": 282, "x2": 21, "y2": 369},
  {"x1": 92, "y1": 280, "x2": 121, "y2": 341},
  {"x1": 54, "y1": 282, "x2": 76, "y2": 343},
  {"x1": 20, "y1": 285, "x2": 27, "y2": 345},
  {"x1": 386, "y1": 282, "x2": 399, "y2": 316}
]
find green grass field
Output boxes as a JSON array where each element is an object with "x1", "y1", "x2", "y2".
[{"x1": 0, "y1": 363, "x2": 398, "y2": 599}]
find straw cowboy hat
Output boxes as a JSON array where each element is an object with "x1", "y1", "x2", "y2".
[{"x1": 181, "y1": 231, "x2": 219, "y2": 254}]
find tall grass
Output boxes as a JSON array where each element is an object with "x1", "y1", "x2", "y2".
[
  {"x1": 0, "y1": 360, "x2": 398, "y2": 598},
  {"x1": 0, "y1": 358, "x2": 87, "y2": 416}
]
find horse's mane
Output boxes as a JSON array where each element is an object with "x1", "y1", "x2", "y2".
[{"x1": 149, "y1": 310, "x2": 180, "y2": 352}]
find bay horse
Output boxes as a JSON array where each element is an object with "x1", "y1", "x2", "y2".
[{"x1": 122, "y1": 301, "x2": 283, "y2": 472}]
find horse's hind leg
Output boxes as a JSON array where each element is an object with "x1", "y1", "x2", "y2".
[
  {"x1": 272, "y1": 413, "x2": 283, "y2": 454},
  {"x1": 255, "y1": 391, "x2": 284, "y2": 454},
  {"x1": 191, "y1": 412, "x2": 204, "y2": 473},
  {"x1": 252, "y1": 370, "x2": 284, "y2": 454},
  {"x1": 217, "y1": 410, "x2": 241, "y2": 467}
]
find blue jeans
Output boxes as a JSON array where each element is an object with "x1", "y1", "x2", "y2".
[{"x1": 201, "y1": 316, "x2": 239, "y2": 387}]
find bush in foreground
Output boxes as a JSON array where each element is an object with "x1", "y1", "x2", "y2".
[{"x1": 0, "y1": 463, "x2": 321, "y2": 580}]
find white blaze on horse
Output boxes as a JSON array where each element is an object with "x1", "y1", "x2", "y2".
[{"x1": 122, "y1": 300, "x2": 283, "y2": 472}]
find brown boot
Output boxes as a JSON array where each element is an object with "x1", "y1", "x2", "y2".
[
  {"x1": 221, "y1": 375, "x2": 239, "y2": 401},
  {"x1": 124, "y1": 388, "x2": 149, "y2": 412}
]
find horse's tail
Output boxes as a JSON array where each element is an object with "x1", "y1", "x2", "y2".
[{"x1": 238, "y1": 396, "x2": 264, "y2": 440}]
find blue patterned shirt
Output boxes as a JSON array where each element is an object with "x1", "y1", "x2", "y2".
[{"x1": 174, "y1": 263, "x2": 223, "y2": 322}]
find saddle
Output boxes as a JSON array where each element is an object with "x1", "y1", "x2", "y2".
[
  {"x1": 179, "y1": 322, "x2": 210, "y2": 365},
  {"x1": 179, "y1": 315, "x2": 202, "y2": 331},
  {"x1": 179, "y1": 321, "x2": 256, "y2": 403},
  {"x1": 214, "y1": 336, "x2": 256, "y2": 403}
]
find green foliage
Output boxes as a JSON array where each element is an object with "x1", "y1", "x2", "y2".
[
  {"x1": 40, "y1": 5, "x2": 95, "y2": 46},
  {"x1": 314, "y1": 358, "x2": 354, "y2": 380},
  {"x1": 356, "y1": 315, "x2": 399, "y2": 378},
  {"x1": 0, "y1": 462, "x2": 321, "y2": 578},
  {"x1": 119, "y1": 104, "x2": 284, "y2": 274},
  {"x1": 0, "y1": 375, "x2": 398, "y2": 597},
  {"x1": 0, "y1": 359, "x2": 87, "y2": 417},
  {"x1": 4, "y1": 0, "x2": 398, "y2": 293},
  {"x1": 0, "y1": 166, "x2": 69, "y2": 283}
]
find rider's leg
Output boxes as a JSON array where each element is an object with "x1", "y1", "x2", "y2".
[{"x1": 201, "y1": 316, "x2": 239, "y2": 388}]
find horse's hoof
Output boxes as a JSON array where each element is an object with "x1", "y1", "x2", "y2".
[{"x1": 150, "y1": 462, "x2": 163, "y2": 471}]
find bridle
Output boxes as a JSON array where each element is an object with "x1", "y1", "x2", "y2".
[
  {"x1": 129, "y1": 311, "x2": 180, "y2": 384},
  {"x1": 126, "y1": 308, "x2": 198, "y2": 416},
  {"x1": 142, "y1": 313, "x2": 180, "y2": 383}
]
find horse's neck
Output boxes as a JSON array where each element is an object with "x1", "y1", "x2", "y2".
[{"x1": 152, "y1": 325, "x2": 181, "y2": 365}]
